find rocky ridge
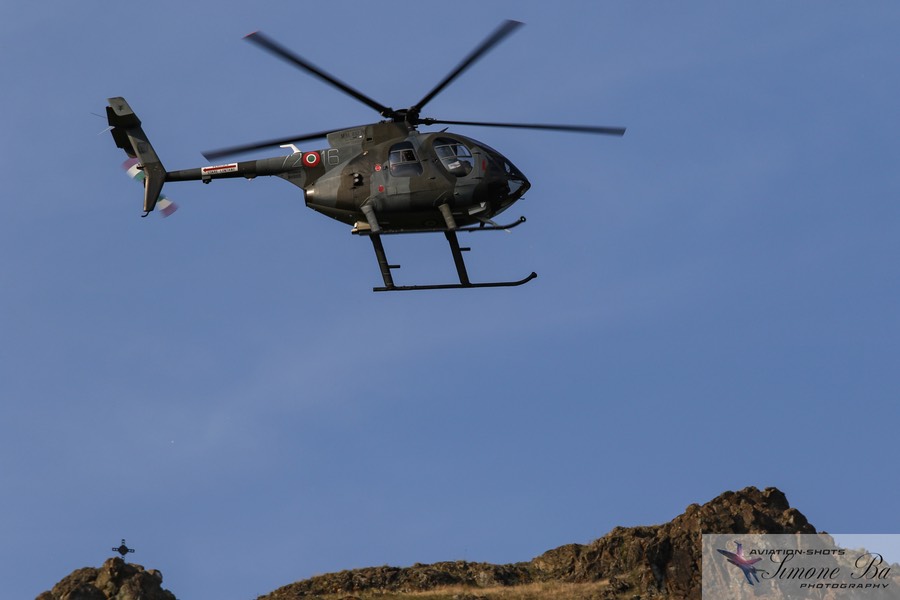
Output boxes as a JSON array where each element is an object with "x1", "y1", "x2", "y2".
[
  {"x1": 37, "y1": 486, "x2": 827, "y2": 600},
  {"x1": 260, "y1": 486, "x2": 815, "y2": 599}
]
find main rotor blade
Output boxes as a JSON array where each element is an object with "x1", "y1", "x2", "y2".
[
  {"x1": 202, "y1": 128, "x2": 337, "y2": 161},
  {"x1": 244, "y1": 31, "x2": 393, "y2": 117},
  {"x1": 422, "y1": 119, "x2": 627, "y2": 136},
  {"x1": 411, "y1": 20, "x2": 523, "y2": 114}
]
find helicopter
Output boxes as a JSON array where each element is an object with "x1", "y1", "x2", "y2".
[{"x1": 106, "y1": 20, "x2": 625, "y2": 291}]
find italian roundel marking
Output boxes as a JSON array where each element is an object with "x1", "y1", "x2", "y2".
[{"x1": 302, "y1": 151, "x2": 321, "y2": 167}]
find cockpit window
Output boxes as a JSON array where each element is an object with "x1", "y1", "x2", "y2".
[
  {"x1": 433, "y1": 137, "x2": 473, "y2": 177},
  {"x1": 477, "y1": 141, "x2": 528, "y2": 196},
  {"x1": 388, "y1": 141, "x2": 422, "y2": 177}
]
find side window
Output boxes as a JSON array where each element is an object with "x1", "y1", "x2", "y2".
[
  {"x1": 433, "y1": 137, "x2": 473, "y2": 177},
  {"x1": 388, "y1": 141, "x2": 422, "y2": 177}
]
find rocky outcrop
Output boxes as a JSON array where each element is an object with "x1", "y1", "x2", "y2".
[
  {"x1": 530, "y1": 486, "x2": 816, "y2": 598},
  {"x1": 36, "y1": 557, "x2": 176, "y2": 600}
]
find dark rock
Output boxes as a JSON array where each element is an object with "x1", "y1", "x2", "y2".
[{"x1": 36, "y1": 557, "x2": 177, "y2": 600}]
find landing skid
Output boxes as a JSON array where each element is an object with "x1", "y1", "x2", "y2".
[
  {"x1": 372, "y1": 271, "x2": 537, "y2": 292},
  {"x1": 353, "y1": 216, "x2": 537, "y2": 292}
]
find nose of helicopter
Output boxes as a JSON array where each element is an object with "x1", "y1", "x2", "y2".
[
  {"x1": 490, "y1": 152, "x2": 530, "y2": 213},
  {"x1": 509, "y1": 170, "x2": 530, "y2": 198}
]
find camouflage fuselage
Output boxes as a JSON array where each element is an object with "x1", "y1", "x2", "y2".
[{"x1": 290, "y1": 122, "x2": 530, "y2": 231}]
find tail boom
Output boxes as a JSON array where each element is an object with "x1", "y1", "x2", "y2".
[{"x1": 107, "y1": 97, "x2": 317, "y2": 215}]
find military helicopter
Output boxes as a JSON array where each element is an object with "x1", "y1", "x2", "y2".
[{"x1": 106, "y1": 20, "x2": 625, "y2": 291}]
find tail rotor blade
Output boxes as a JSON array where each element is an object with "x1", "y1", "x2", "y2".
[{"x1": 121, "y1": 158, "x2": 178, "y2": 217}]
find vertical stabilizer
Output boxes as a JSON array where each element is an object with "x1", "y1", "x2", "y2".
[{"x1": 106, "y1": 97, "x2": 167, "y2": 215}]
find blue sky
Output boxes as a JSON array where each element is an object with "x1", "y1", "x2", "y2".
[{"x1": 2, "y1": 2, "x2": 899, "y2": 599}]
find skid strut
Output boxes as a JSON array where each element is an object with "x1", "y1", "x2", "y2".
[
  {"x1": 358, "y1": 216, "x2": 536, "y2": 292},
  {"x1": 368, "y1": 235, "x2": 398, "y2": 288}
]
